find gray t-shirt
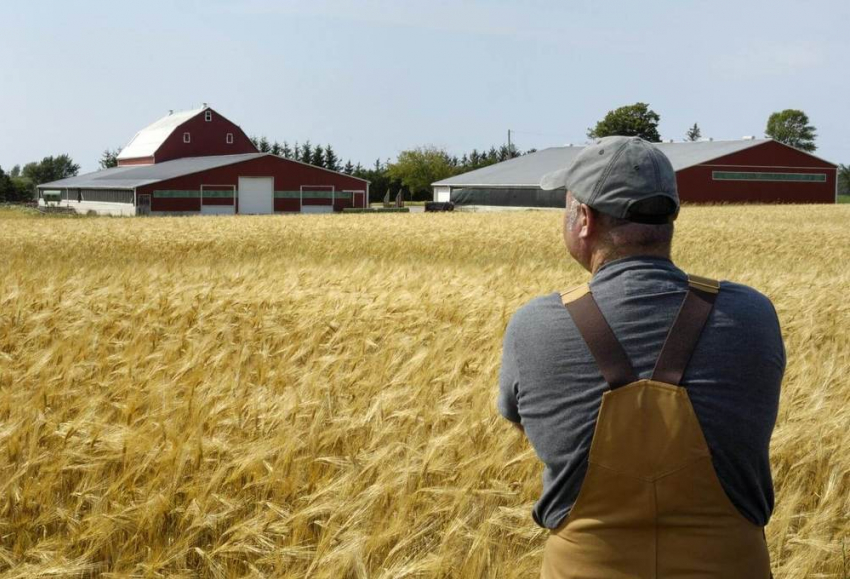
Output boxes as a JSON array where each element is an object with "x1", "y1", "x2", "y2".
[{"x1": 498, "y1": 256, "x2": 785, "y2": 529}]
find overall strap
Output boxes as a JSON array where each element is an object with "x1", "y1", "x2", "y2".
[
  {"x1": 651, "y1": 274, "x2": 720, "y2": 385},
  {"x1": 562, "y1": 284, "x2": 638, "y2": 389}
]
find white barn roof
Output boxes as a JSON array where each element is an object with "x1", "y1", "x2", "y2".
[
  {"x1": 117, "y1": 107, "x2": 206, "y2": 160},
  {"x1": 433, "y1": 139, "x2": 773, "y2": 187}
]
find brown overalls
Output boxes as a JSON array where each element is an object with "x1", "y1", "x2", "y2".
[{"x1": 541, "y1": 275, "x2": 772, "y2": 579}]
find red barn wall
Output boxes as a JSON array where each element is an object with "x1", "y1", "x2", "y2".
[
  {"x1": 136, "y1": 155, "x2": 368, "y2": 212},
  {"x1": 154, "y1": 110, "x2": 257, "y2": 163},
  {"x1": 677, "y1": 141, "x2": 836, "y2": 204}
]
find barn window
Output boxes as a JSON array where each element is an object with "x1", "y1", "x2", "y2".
[
  {"x1": 183, "y1": 132, "x2": 191, "y2": 143},
  {"x1": 78, "y1": 189, "x2": 134, "y2": 203},
  {"x1": 226, "y1": 133, "x2": 234, "y2": 144},
  {"x1": 205, "y1": 110, "x2": 212, "y2": 122},
  {"x1": 712, "y1": 171, "x2": 827, "y2": 182}
]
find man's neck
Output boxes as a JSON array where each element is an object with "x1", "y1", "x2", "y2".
[{"x1": 589, "y1": 247, "x2": 672, "y2": 275}]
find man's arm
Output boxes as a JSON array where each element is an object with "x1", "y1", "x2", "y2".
[{"x1": 497, "y1": 316, "x2": 524, "y2": 434}]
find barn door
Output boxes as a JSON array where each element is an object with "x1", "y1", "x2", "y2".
[
  {"x1": 137, "y1": 194, "x2": 151, "y2": 216},
  {"x1": 238, "y1": 177, "x2": 274, "y2": 214}
]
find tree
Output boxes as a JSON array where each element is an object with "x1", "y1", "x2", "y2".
[
  {"x1": 10, "y1": 165, "x2": 20, "y2": 178},
  {"x1": 588, "y1": 102, "x2": 661, "y2": 142},
  {"x1": 686, "y1": 123, "x2": 701, "y2": 142},
  {"x1": 387, "y1": 146, "x2": 457, "y2": 201},
  {"x1": 765, "y1": 109, "x2": 817, "y2": 152},
  {"x1": 300, "y1": 141, "x2": 313, "y2": 165},
  {"x1": 325, "y1": 145, "x2": 340, "y2": 172},
  {"x1": 22, "y1": 155, "x2": 80, "y2": 187},
  {"x1": 271, "y1": 141, "x2": 282, "y2": 156},
  {"x1": 292, "y1": 142, "x2": 301, "y2": 162},
  {"x1": 838, "y1": 164, "x2": 850, "y2": 196},
  {"x1": 343, "y1": 160, "x2": 355, "y2": 174},
  {"x1": 0, "y1": 166, "x2": 13, "y2": 202},
  {"x1": 498, "y1": 143, "x2": 520, "y2": 162},
  {"x1": 257, "y1": 137, "x2": 271, "y2": 153},
  {"x1": 311, "y1": 144, "x2": 325, "y2": 168},
  {"x1": 100, "y1": 148, "x2": 121, "y2": 169},
  {"x1": 281, "y1": 141, "x2": 293, "y2": 159},
  {"x1": 469, "y1": 149, "x2": 481, "y2": 169},
  {"x1": 11, "y1": 177, "x2": 33, "y2": 201},
  {"x1": 0, "y1": 165, "x2": 36, "y2": 202}
]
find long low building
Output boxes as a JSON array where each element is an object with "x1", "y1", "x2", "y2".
[
  {"x1": 38, "y1": 106, "x2": 369, "y2": 216},
  {"x1": 432, "y1": 138, "x2": 838, "y2": 207},
  {"x1": 39, "y1": 153, "x2": 370, "y2": 216}
]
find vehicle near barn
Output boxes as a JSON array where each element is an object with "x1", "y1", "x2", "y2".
[{"x1": 37, "y1": 106, "x2": 369, "y2": 216}]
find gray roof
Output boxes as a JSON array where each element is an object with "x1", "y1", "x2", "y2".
[
  {"x1": 38, "y1": 153, "x2": 369, "y2": 190},
  {"x1": 433, "y1": 139, "x2": 778, "y2": 187},
  {"x1": 39, "y1": 154, "x2": 266, "y2": 190}
]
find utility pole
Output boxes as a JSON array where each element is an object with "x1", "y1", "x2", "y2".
[{"x1": 507, "y1": 129, "x2": 512, "y2": 154}]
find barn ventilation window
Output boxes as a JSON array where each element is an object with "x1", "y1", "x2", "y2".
[
  {"x1": 183, "y1": 132, "x2": 191, "y2": 143},
  {"x1": 712, "y1": 171, "x2": 827, "y2": 182},
  {"x1": 226, "y1": 133, "x2": 234, "y2": 144},
  {"x1": 205, "y1": 110, "x2": 212, "y2": 122}
]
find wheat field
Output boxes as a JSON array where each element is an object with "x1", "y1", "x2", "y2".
[{"x1": 0, "y1": 205, "x2": 848, "y2": 578}]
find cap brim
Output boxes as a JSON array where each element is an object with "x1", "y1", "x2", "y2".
[{"x1": 539, "y1": 167, "x2": 569, "y2": 191}]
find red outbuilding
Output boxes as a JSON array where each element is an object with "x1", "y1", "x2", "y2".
[
  {"x1": 673, "y1": 139, "x2": 835, "y2": 204},
  {"x1": 432, "y1": 138, "x2": 838, "y2": 207},
  {"x1": 38, "y1": 106, "x2": 369, "y2": 216}
]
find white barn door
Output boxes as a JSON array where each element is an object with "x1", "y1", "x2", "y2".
[{"x1": 238, "y1": 177, "x2": 274, "y2": 214}]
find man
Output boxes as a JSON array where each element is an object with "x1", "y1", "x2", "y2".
[{"x1": 497, "y1": 136, "x2": 785, "y2": 578}]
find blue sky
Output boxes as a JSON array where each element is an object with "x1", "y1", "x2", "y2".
[{"x1": 1, "y1": 0, "x2": 847, "y2": 173}]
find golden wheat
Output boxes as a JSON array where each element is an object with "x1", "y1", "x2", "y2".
[{"x1": 0, "y1": 205, "x2": 848, "y2": 578}]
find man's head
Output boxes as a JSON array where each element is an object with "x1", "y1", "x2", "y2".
[{"x1": 540, "y1": 136, "x2": 679, "y2": 273}]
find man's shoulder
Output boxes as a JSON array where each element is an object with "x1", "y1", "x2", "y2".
[
  {"x1": 709, "y1": 279, "x2": 783, "y2": 345},
  {"x1": 507, "y1": 292, "x2": 568, "y2": 335},
  {"x1": 716, "y1": 279, "x2": 779, "y2": 317}
]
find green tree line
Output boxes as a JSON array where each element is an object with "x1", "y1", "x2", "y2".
[{"x1": 0, "y1": 155, "x2": 80, "y2": 203}]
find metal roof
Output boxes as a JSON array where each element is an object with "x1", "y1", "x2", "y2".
[
  {"x1": 38, "y1": 153, "x2": 267, "y2": 189},
  {"x1": 38, "y1": 153, "x2": 370, "y2": 190},
  {"x1": 117, "y1": 107, "x2": 206, "y2": 160},
  {"x1": 433, "y1": 139, "x2": 775, "y2": 187}
]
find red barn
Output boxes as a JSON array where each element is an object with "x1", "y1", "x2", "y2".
[
  {"x1": 38, "y1": 106, "x2": 369, "y2": 216},
  {"x1": 432, "y1": 139, "x2": 838, "y2": 207}
]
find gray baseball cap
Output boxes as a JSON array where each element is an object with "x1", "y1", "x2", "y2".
[{"x1": 540, "y1": 136, "x2": 679, "y2": 224}]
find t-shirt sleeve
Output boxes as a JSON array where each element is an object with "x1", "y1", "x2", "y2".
[
  {"x1": 768, "y1": 298, "x2": 787, "y2": 379},
  {"x1": 497, "y1": 317, "x2": 522, "y2": 423}
]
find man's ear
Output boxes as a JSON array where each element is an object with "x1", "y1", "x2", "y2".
[{"x1": 579, "y1": 203, "x2": 594, "y2": 239}]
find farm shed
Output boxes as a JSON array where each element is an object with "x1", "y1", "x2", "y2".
[
  {"x1": 432, "y1": 139, "x2": 838, "y2": 207},
  {"x1": 37, "y1": 106, "x2": 369, "y2": 216}
]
